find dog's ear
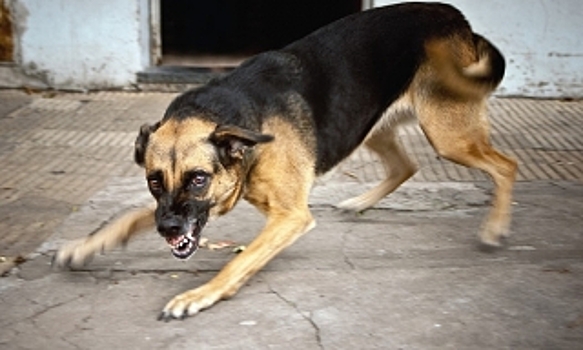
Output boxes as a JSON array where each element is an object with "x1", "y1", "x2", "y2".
[
  {"x1": 134, "y1": 122, "x2": 160, "y2": 167},
  {"x1": 210, "y1": 125, "x2": 274, "y2": 163}
]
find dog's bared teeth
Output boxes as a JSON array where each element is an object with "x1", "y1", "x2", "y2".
[
  {"x1": 186, "y1": 223, "x2": 197, "y2": 241},
  {"x1": 166, "y1": 226, "x2": 199, "y2": 259}
]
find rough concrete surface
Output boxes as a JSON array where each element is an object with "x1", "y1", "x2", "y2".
[{"x1": 0, "y1": 90, "x2": 582, "y2": 349}]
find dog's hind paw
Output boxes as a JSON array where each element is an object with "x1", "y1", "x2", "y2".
[
  {"x1": 336, "y1": 196, "x2": 371, "y2": 213},
  {"x1": 479, "y1": 220, "x2": 510, "y2": 248}
]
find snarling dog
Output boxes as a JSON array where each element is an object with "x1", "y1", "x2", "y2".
[{"x1": 54, "y1": 3, "x2": 517, "y2": 320}]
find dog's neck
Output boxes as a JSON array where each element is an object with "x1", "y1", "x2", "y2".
[{"x1": 218, "y1": 148, "x2": 258, "y2": 216}]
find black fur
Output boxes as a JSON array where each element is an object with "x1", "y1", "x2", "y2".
[
  {"x1": 209, "y1": 125, "x2": 274, "y2": 166},
  {"x1": 163, "y1": 2, "x2": 479, "y2": 173},
  {"x1": 135, "y1": 122, "x2": 160, "y2": 166}
]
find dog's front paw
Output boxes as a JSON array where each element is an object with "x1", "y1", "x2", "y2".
[
  {"x1": 52, "y1": 238, "x2": 96, "y2": 269},
  {"x1": 158, "y1": 286, "x2": 220, "y2": 321}
]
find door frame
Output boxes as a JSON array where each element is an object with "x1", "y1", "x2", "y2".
[{"x1": 147, "y1": 0, "x2": 371, "y2": 67}]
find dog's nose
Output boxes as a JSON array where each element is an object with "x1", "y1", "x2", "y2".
[{"x1": 157, "y1": 218, "x2": 183, "y2": 237}]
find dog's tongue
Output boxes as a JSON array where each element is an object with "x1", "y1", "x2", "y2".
[{"x1": 166, "y1": 235, "x2": 184, "y2": 247}]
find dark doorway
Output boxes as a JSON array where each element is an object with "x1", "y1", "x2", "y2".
[{"x1": 161, "y1": 0, "x2": 362, "y2": 67}]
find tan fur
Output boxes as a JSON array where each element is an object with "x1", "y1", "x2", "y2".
[
  {"x1": 146, "y1": 118, "x2": 248, "y2": 219},
  {"x1": 340, "y1": 63, "x2": 517, "y2": 245},
  {"x1": 413, "y1": 62, "x2": 517, "y2": 243},
  {"x1": 161, "y1": 117, "x2": 317, "y2": 317},
  {"x1": 338, "y1": 94, "x2": 418, "y2": 211},
  {"x1": 425, "y1": 36, "x2": 496, "y2": 99}
]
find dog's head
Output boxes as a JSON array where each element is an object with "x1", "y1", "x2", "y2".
[{"x1": 134, "y1": 118, "x2": 273, "y2": 260}]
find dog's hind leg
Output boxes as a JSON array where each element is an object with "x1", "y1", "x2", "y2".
[
  {"x1": 417, "y1": 99, "x2": 517, "y2": 246},
  {"x1": 337, "y1": 118, "x2": 417, "y2": 212},
  {"x1": 53, "y1": 204, "x2": 156, "y2": 268}
]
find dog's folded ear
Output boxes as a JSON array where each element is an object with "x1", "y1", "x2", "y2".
[
  {"x1": 210, "y1": 125, "x2": 274, "y2": 163},
  {"x1": 134, "y1": 122, "x2": 161, "y2": 167}
]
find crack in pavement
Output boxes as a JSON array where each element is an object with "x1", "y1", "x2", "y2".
[
  {"x1": 26, "y1": 295, "x2": 86, "y2": 350},
  {"x1": 3, "y1": 294, "x2": 85, "y2": 329},
  {"x1": 30, "y1": 294, "x2": 85, "y2": 320},
  {"x1": 266, "y1": 282, "x2": 324, "y2": 350},
  {"x1": 60, "y1": 335, "x2": 82, "y2": 350},
  {"x1": 341, "y1": 229, "x2": 356, "y2": 270},
  {"x1": 58, "y1": 315, "x2": 93, "y2": 350}
]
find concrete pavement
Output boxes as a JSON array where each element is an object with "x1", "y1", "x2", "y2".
[{"x1": 0, "y1": 90, "x2": 582, "y2": 349}]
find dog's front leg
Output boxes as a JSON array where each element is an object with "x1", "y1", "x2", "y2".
[
  {"x1": 53, "y1": 204, "x2": 155, "y2": 268},
  {"x1": 158, "y1": 209, "x2": 315, "y2": 321}
]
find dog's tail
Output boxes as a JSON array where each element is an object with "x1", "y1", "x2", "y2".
[{"x1": 425, "y1": 33, "x2": 505, "y2": 99}]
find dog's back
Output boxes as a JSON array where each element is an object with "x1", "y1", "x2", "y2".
[
  {"x1": 178, "y1": 3, "x2": 505, "y2": 173},
  {"x1": 281, "y1": 3, "x2": 505, "y2": 172}
]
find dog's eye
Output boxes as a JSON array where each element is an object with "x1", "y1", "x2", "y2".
[
  {"x1": 191, "y1": 173, "x2": 208, "y2": 188},
  {"x1": 148, "y1": 178, "x2": 163, "y2": 193}
]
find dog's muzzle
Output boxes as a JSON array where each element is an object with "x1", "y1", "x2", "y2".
[{"x1": 158, "y1": 218, "x2": 204, "y2": 260}]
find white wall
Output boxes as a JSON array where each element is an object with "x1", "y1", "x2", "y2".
[
  {"x1": 11, "y1": 0, "x2": 150, "y2": 89},
  {"x1": 3, "y1": 0, "x2": 583, "y2": 96},
  {"x1": 374, "y1": 0, "x2": 583, "y2": 97}
]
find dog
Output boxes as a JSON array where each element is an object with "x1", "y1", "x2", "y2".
[{"x1": 54, "y1": 2, "x2": 517, "y2": 321}]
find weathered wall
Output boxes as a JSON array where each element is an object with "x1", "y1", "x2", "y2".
[
  {"x1": 7, "y1": 0, "x2": 150, "y2": 89},
  {"x1": 1, "y1": 0, "x2": 582, "y2": 96},
  {"x1": 375, "y1": 0, "x2": 583, "y2": 97}
]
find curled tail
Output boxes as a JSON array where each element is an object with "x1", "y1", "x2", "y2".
[{"x1": 425, "y1": 33, "x2": 506, "y2": 99}]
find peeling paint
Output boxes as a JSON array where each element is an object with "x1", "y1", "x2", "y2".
[
  {"x1": 548, "y1": 52, "x2": 583, "y2": 58},
  {"x1": 22, "y1": 60, "x2": 50, "y2": 84}
]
